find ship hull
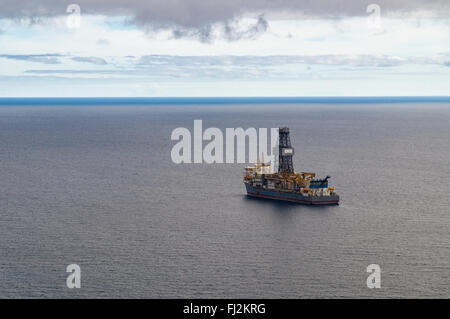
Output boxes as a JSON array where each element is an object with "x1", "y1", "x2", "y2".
[{"x1": 245, "y1": 183, "x2": 339, "y2": 205}]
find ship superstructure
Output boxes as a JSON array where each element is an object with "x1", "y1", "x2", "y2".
[{"x1": 243, "y1": 127, "x2": 339, "y2": 205}]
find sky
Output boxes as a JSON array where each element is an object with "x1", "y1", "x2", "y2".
[{"x1": 0, "y1": 0, "x2": 449, "y2": 97}]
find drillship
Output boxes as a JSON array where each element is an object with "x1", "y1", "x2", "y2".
[{"x1": 243, "y1": 127, "x2": 340, "y2": 205}]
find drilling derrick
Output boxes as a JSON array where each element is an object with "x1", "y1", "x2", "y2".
[{"x1": 278, "y1": 127, "x2": 295, "y2": 174}]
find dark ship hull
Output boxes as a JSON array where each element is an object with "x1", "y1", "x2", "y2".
[{"x1": 245, "y1": 183, "x2": 339, "y2": 205}]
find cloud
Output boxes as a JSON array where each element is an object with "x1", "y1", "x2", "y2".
[
  {"x1": 72, "y1": 56, "x2": 107, "y2": 65},
  {"x1": 170, "y1": 15, "x2": 269, "y2": 42},
  {"x1": 22, "y1": 53, "x2": 443, "y2": 80},
  {"x1": 0, "y1": 1, "x2": 448, "y2": 29},
  {"x1": 0, "y1": 54, "x2": 61, "y2": 64},
  {"x1": 137, "y1": 54, "x2": 442, "y2": 68},
  {"x1": 0, "y1": 1, "x2": 448, "y2": 43},
  {"x1": 171, "y1": 25, "x2": 214, "y2": 43},
  {"x1": 25, "y1": 69, "x2": 116, "y2": 74},
  {"x1": 223, "y1": 15, "x2": 268, "y2": 41}
]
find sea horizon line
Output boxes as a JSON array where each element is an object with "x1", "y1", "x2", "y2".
[{"x1": 1, "y1": 96, "x2": 450, "y2": 105}]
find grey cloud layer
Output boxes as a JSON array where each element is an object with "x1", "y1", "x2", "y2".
[
  {"x1": 5, "y1": 53, "x2": 449, "y2": 69},
  {"x1": 137, "y1": 54, "x2": 450, "y2": 67},
  {"x1": 0, "y1": 54, "x2": 62, "y2": 64},
  {"x1": 72, "y1": 56, "x2": 108, "y2": 65},
  {"x1": 171, "y1": 15, "x2": 269, "y2": 42},
  {"x1": 22, "y1": 54, "x2": 450, "y2": 80},
  {"x1": 0, "y1": 0, "x2": 448, "y2": 28},
  {"x1": 0, "y1": 54, "x2": 109, "y2": 65}
]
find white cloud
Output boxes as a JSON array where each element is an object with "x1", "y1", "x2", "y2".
[{"x1": 0, "y1": 12, "x2": 449, "y2": 96}]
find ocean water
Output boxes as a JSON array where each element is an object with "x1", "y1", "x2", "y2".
[{"x1": 0, "y1": 100, "x2": 449, "y2": 298}]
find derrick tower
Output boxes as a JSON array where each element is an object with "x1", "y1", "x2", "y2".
[{"x1": 278, "y1": 127, "x2": 295, "y2": 174}]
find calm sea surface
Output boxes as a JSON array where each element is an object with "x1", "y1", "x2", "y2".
[{"x1": 0, "y1": 102, "x2": 449, "y2": 298}]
